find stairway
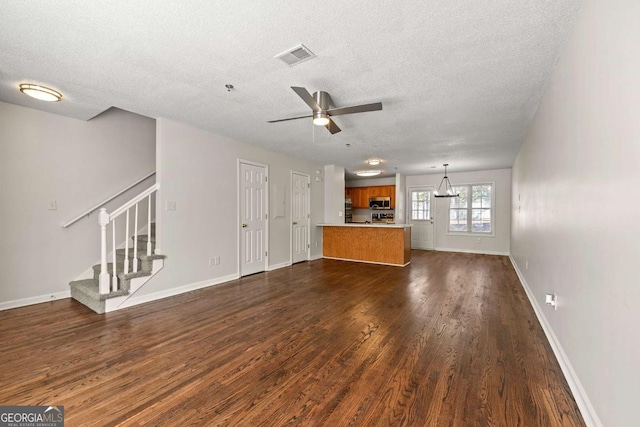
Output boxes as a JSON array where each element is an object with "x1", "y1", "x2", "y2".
[{"x1": 70, "y1": 224, "x2": 165, "y2": 313}]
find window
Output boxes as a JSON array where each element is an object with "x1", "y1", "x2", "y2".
[
  {"x1": 410, "y1": 190, "x2": 431, "y2": 220},
  {"x1": 448, "y1": 184, "x2": 493, "y2": 233}
]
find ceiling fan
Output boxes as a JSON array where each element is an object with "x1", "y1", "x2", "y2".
[{"x1": 267, "y1": 87, "x2": 383, "y2": 134}]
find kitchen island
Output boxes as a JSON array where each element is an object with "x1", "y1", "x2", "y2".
[{"x1": 318, "y1": 223, "x2": 412, "y2": 266}]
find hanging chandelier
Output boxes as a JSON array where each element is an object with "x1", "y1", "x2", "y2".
[{"x1": 434, "y1": 163, "x2": 459, "y2": 198}]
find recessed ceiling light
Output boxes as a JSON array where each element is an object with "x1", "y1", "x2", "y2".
[
  {"x1": 355, "y1": 170, "x2": 382, "y2": 177},
  {"x1": 19, "y1": 84, "x2": 62, "y2": 102},
  {"x1": 367, "y1": 159, "x2": 381, "y2": 166}
]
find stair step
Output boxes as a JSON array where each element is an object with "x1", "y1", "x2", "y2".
[
  {"x1": 69, "y1": 279, "x2": 129, "y2": 314},
  {"x1": 92, "y1": 254, "x2": 161, "y2": 279}
]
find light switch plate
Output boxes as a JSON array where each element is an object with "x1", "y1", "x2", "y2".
[
  {"x1": 166, "y1": 201, "x2": 177, "y2": 211},
  {"x1": 48, "y1": 200, "x2": 57, "y2": 210}
]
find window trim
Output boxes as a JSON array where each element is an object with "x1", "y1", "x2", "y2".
[{"x1": 446, "y1": 181, "x2": 496, "y2": 237}]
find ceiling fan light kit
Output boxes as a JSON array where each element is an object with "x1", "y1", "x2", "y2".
[
  {"x1": 268, "y1": 86, "x2": 382, "y2": 135},
  {"x1": 367, "y1": 159, "x2": 381, "y2": 166},
  {"x1": 313, "y1": 112, "x2": 330, "y2": 126},
  {"x1": 434, "y1": 163, "x2": 459, "y2": 198}
]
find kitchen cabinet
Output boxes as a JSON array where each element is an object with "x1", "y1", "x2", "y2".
[
  {"x1": 350, "y1": 187, "x2": 369, "y2": 209},
  {"x1": 345, "y1": 185, "x2": 396, "y2": 209}
]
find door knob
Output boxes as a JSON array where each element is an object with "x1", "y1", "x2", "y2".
[
  {"x1": 241, "y1": 223, "x2": 248, "y2": 228},
  {"x1": 293, "y1": 221, "x2": 298, "y2": 225}
]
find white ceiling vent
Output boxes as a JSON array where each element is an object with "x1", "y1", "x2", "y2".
[{"x1": 275, "y1": 44, "x2": 316, "y2": 66}]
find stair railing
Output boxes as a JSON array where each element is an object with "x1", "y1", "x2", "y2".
[
  {"x1": 98, "y1": 183, "x2": 159, "y2": 294},
  {"x1": 62, "y1": 171, "x2": 156, "y2": 228}
]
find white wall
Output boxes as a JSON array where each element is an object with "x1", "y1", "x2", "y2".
[
  {"x1": 0, "y1": 102, "x2": 156, "y2": 307},
  {"x1": 345, "y1": 176, "x2": 396, "y2": 187},
  {"x1": 406, "y1": 169, "x2": 511, "y2": 255},
  {"x1": 139, "y1": 118, "x2": 323, "y2": 297},
  {"x1": 323, "y1": 164, "x2": 345, "y2": 224},
  {"x1": 511, "y1": 1, "x2": 639, "y2": 425},
  {"x1": 394, "y1": 173, "x2": 406, "y2": 224}
]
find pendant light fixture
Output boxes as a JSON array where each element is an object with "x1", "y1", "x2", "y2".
[{"x1": 434, "y1": 163, "x2": 459, "y2": 198}]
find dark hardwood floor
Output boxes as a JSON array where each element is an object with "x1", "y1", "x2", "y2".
[{"x1": 0, "y1": 251, "x2": 585, "y2": 426}]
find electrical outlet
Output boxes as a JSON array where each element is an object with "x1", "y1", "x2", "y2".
[
  {"x1": 48, "y1": 200, "x2": 57, "y2": 210},
  {"x1": 166, "y1": 201, "x2": 177, "y2": 211},
  {"x1": 209, "y1": 257, "x2": 215, "y2": 266},
  {"x1": 315, "y1": 241, "x2": 318, "y2": 247},
  {"x1": 338, "y1": 211, "x2": 343, "y2": 217},
  {"x1": 215, "y1": 256, "x2": 220, "y2": 265}
]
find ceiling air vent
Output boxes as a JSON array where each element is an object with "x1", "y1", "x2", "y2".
[{"x1": 275, "y1": 44, "x2": 316, "y2": 66}]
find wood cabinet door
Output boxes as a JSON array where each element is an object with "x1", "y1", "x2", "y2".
[
  {"x1": 349, "y1": 188, "x2": 362, "y2": 208},
  {"x1": 389, "y1": 185, "x2": 396, "y2": 208}
]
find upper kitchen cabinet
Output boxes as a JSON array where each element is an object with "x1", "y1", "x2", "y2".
[
  {"x1": 345, "y1": 185, "x2": 396, "y2": 209},
  {"x1": 349, "y1": 187, "x2": 369, "y2": 209}
]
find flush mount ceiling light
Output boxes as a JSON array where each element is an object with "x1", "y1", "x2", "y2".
[
  {"x1": 19, "y1": 84, "x2": 62, "y2": 102},
  {"x1": 434, "y1": 163, "x2": 459, "y2": 198},
  {"x1": 367, "y1": 159, "x2": 381, "y2": 166},
  {"x1": 355, "y1": 170, "x2": 382, "y2": 177},
  {"x1": 312, "y1": 111, "x2": 330, "y2": 126}
]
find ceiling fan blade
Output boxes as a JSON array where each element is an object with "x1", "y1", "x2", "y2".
[
  {"x1": 325, "y1": 118, "x2": 341, "y2": 134},
  {"x1": 267, "y1": 114, "x2": 313, "y2": 123},
  {"x1": 326, "y1": 102, "x2": 382, "y2": 117},
  {"x1": 291, "y1": 87, "x2": 321, "y2": 111}
]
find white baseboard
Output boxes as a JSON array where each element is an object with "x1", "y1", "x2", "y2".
[
  {"x1": 0, "y1": 290, "x2": 71, "y2": 311},
  {"x1": 268, "y1": 261, "x2": 292, "y2": 271},
  {"x1": 435, "y1": 247, "x2": 510, "y2": 256},
  {"x1": 309, "y1": 254, "x2": 323, "y2": 261},
  {"x1": 509, "y1": 256, "x2": 601, "y2": 427},
  {"x1": 116, "y1": 273, "x2": 240, "y2": 310}
]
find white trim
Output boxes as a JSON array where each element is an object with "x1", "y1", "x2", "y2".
[
  {"x1": 322, "y1": 256, "x2": 409, "y2": 267},
  {"x1": 0, "y1": 290, "x2": 71, "y2": 311},
  {"x1": 268, "y1": 261, "x2": 292, "y2": 271},
  {"x1": 115, "y1": 273, "x2": 240, "y2": 310},
  {"x1": 509, "y1": 256, "x2": 601, "y2": 427},
  {"x1": 435, "y1": 247, "x2": 509, "y2": 256},
  {"x1": 309, "y1": 254, "x2": 323, "y2": 261}
]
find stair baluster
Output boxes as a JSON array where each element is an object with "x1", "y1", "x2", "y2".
[
  {"x1": 133, "y1": 204, "x2": 139, "y2": 273},
  {"x1": 98, "y1": 209, "x2": 110, "y2": 294},
  {"x1": 112, "y1": 218, "x2": 117, "y2": 292},
  {"x1": 147, "y1": 193, "x2": 152, "y2": 256},
  {"x1": 124, "y1": 209, "x2": 130, "y2": 276}
]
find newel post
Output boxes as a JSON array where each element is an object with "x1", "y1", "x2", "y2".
[{"x1": 98, "y1": 208, "x2": 110, "y2": 294}]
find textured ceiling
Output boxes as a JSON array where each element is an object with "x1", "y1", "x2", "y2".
[{"x1": 0, "y1": 0, "x2": 583, "y2": 178}]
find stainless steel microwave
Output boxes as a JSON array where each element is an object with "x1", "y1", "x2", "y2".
[{"x1": 369, "y1": 197, "x2": 391, "y2": 210}]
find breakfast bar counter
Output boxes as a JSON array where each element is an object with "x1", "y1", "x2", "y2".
[{"x1": 317, "y1": 223, "x2": 412, "y2": 266}]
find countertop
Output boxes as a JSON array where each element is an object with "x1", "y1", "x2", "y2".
[{"x1": 317, "y1": 223, "x2": 411, "y2": 228}]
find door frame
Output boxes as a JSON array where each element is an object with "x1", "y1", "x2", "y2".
[
  {"x1": 406, "y1": 185, "x2": 436, "y2": 250},
  {"x1": 237, "y1": 159, "x2": 269, "y2": 276},
  {"x1": 290, "y1": 170, "x2": 311, "y2": 264}
]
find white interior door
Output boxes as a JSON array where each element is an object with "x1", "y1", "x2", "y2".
[
  {"x1": 408, "y1": 188, "x2": 434, "y2": 250},
  {"x1": 240, "y1": 162, "x2": 267, "y2": 276},
  {"x1": 292, "y1": 172, "x2": 310, "y2": 263}
]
